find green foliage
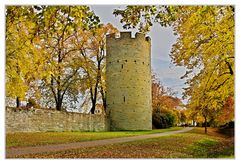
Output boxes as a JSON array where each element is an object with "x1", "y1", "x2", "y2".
[
  {"x1": 152, "y1": 74, "x2": 184, "y2": 127},
  {"x1": 113, "y1": 6, "x2": 176, "y2": 33},
  {"x1": 27, "y1": 98, "x2": 39, "y2": 108},
  {"x1": 152, "y1": 106, "x2": 176, "y2": 128}
]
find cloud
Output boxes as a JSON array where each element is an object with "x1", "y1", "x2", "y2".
[
  {"x1": 152, "y1": 58, "x2": 186, "y2": 79},
  {"x1": 152, "y1": 58, "x2": 188, "y2": 99},
  {"x1": 150, "y1": 24, "x2": 178, "y2": 61}
]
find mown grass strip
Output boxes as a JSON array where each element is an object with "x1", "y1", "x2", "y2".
[{"x1": 6, "y1": 127, "x2": 183, "y2": 148}]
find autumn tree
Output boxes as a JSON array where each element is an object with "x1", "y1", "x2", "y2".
[
  {"x1": 171, "y1": 6, "x2": 234, "y2": 133},
  {"x1": 152, "y1": 74, "x2": 183, "y2": 128},
  {"x1": 6, "y1": 6, "x2": 44, "y2": 107},
  {"x1": 36, "y1": 6, "x2": 104, "y2": 111},
  {"x1": 6, "y1": 6, "x2": 102, "y2": 111},
  {"x1": 73, "y1": 23, "x2": 117, "y2": 114},
  {"x1": 215, "y1": 96, "x2": 234, "y2": 126},
  {"x1": 152, "y1": 74, "x2": 179, "y2": 110}
]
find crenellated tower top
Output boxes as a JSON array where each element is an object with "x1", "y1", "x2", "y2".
[{"x1": 107, "y1": 31, "x2": 151, "y2": 42}]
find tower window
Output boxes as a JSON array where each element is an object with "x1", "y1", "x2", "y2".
[
  {"x1": 143, "y1": 62, "x2": 144, "y2": 65},
  {"x1": 125, "y1": 60, "x2": 127, "y2": 62},
  {"x1": 122, "y1": 64, "x2": 123, "y2": 69},
  {"x1": 123, "y1": 96, "x2": 125, "y2": 102}
]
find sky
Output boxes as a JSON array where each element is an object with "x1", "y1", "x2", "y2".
[{"x1": 90, "y1": 5, "x2": 187, "y2": 102}]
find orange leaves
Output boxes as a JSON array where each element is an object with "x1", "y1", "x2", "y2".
[{"x1": 215, "y1": 96, "x2": 234, "y2": 124}]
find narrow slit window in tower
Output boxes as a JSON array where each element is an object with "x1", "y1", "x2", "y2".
[
  {"x1": 122, "y1": 64, "x2": 123, "y2": 69},
  {"x1": 123, "y1": 96, "x2": 125, "y2": 102}
]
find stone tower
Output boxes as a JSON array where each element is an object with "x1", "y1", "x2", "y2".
[{"x1": 106, "y1": 32, "x2": 152, "y2": 131}]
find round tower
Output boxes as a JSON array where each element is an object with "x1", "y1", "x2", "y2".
[{"x1": 106, "y1": 32, "x2": 152, "y2": 131}]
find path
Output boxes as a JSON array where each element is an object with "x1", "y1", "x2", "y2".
[{"x1": 7, "y1": 127, "x2": 193, "y2": 157}]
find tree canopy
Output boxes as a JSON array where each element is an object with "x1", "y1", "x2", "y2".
[{"x1": 6, "y1": 6, "x2": 117, "y2": 113}]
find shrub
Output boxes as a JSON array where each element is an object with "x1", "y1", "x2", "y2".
[
  {"x1": 152, "y1": 107, "x2": 176, "y2": 129},
  {"x1": 27, "y1": 98, "x2": 39, "y2": 108}
]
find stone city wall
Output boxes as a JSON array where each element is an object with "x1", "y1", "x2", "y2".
[{"x1": 6, "y1": 107, "x2": 109, "y2": 133}]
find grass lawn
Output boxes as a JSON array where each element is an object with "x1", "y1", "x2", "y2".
[
  {"x1": 10, "y1": 127, "x2": 234, "y2": 158},
  {"x1": 6, "y1": 127, "x2": 182, "y2": 148}
]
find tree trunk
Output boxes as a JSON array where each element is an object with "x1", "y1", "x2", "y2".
[
  {"x1": 100, "y1": 85, "x2": 106, "y2": 113},
  {"x1": 89, "y1": 87, "x2": 95, "y2": 114},
  {"x1": 225, "y1": 60, "x2": 233, "y2": 75},
  {"x1": 56, "y1": 92, "x2": 63, "y2": 111},
  {"x1": 204, "y1": 115, "x2": 207, "y2": 134},
  {"x1": 102, "y1": 94, "x2": 106, "y2": 113},
  {"x1": 56, "y1": 90, "x2": 63, "y2": 111},
  {"x1": 91, "y1": 81, "x2": 98, "y2": 114},
  {"x1": 90, "y1": 101, "x2": 96, "y2": 114},
  {"x1": 16, "y1": 96, "x2": 20, "y2": 108},
  {"x1": 56, "y1": 101, "x2": 62, "y2": 111},
  {"x1": 90, "y1": 82, "x2": 98, "y2": 114},
  {"x1": 90, "y1": 60, "x2": 101, "y2": 114},
  {"x1": 91, "y1": 80, "x2": 98, "y2": 114}
]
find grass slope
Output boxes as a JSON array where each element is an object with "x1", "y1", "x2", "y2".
[
  {"x1": 6, "y1": 127, "x2": 182, "y2": 148},
  {"x1": 10, "y1": 127, "x2": 234, "y2": 158}
]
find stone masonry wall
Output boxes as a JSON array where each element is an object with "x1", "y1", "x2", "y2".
[
  {"x1": 106, "y1": 32, "x2": 152, "y2": 131},
  {"x1": 6, "y1": 107, "x2": 109, "y2": 133}
]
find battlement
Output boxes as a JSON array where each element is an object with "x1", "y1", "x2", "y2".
[{"x1": 107, "y1": 32, "x2": 151, "y2": 42}]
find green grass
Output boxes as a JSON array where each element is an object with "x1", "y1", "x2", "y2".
[
  {"x1": 6, "y1": 127, "x2": 182, "y2": 148},
  {"x1": 11, "y1": 127, "x2": 234, "y2": 158},
  {"x1": 187, "y1": 138, "x2": 219, "y2": 157}
]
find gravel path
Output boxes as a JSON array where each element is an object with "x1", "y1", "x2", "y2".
[{"x1": 6, "y1": 127, "x2": 193, "y2": 157}]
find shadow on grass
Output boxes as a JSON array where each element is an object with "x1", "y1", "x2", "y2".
[{"x1": 186, "y1": 127, "x2": 234, "y2": 158}]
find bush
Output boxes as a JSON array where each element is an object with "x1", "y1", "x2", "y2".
[
  {"x1": 27, "y1": 98, "x2": 39, "y2": 108},
  {"x1": 220, "y1": 121, "x2": 234, "y2": 128},
  {"x1": 152, "y1": 107, "x2": 176, "y2": 129}
]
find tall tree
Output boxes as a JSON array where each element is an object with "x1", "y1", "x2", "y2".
[
  {"x1": 152, "y1": 74, "x2": 179, "y2": 111},
  {"x1": 170, "y1": 6, "x2": 234, "y2": 133},
  {"x1": 74, "y1": 23, "x2": 117, "y2": 114},
  {"x1": 35, "y1": 6, "x2": 101, "y2": 111},
  {"x1": 6, "y1": 6, "x2": 43, "y2": 107}
]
